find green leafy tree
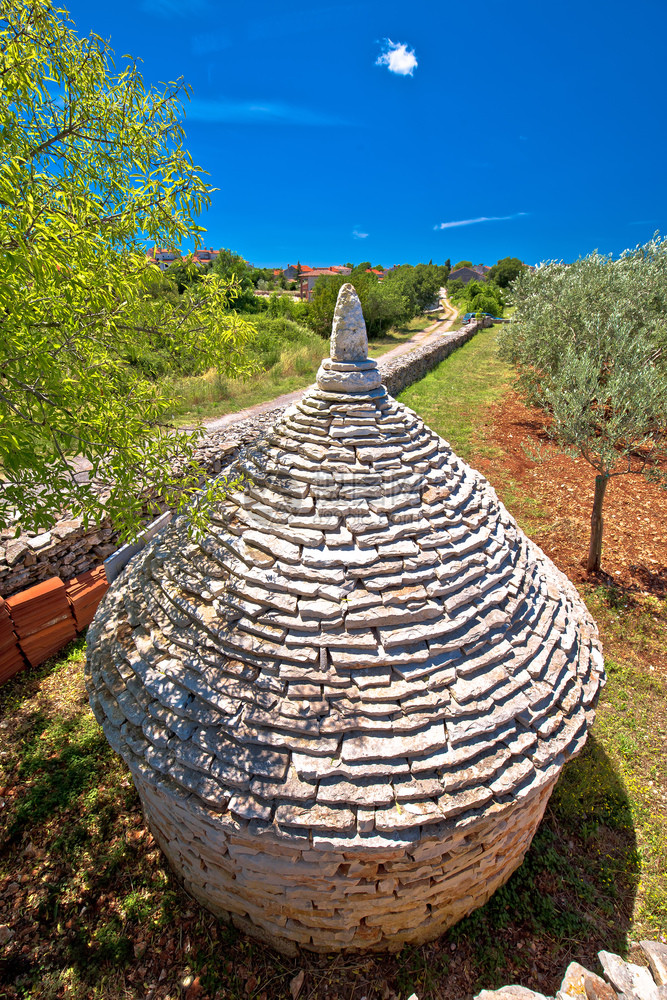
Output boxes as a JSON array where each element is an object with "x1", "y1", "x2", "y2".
[
  {"x1": 211, "y1": 249, "x2": 256, "y2": 308},
  {"x1": 470, "y1": 291, "x2": 503, "y2": 316},
  {"x1": 0, "y1": 0, "x2": 256, "y2": 538},
  {"x1": 164, "y1": 256, "x2": 203, "y2": 293},
  {"x1": 446, "y1": 273, "x2": 504, "y2": 317},
  {"x1": 452, "y1": 260, "x2": 473, "y2": 271},
  {"x1": 306, "y1": 276, "x2": 345, "y2": 337},
  {"x1": 353, "y1": 261, "x2": 372, "y2": 275},
  {"x1": 361, "y1": 276, "x2": 410, "y2": 336},
  {"x1": 142, "y1": 270, "x2": 180, "y2": 307},
  {"x1": 500, "y1": 237, "x2": 667, "y2": 572},
  {"x1": 308, "y1": 274, "x2": 409, "y2": 339},
  {"x1": 384, "y1": 263, "x2": 447, "y2": 313},
  {"x1": 488, "y1": 256, "x2": 528, "y2": 288}
]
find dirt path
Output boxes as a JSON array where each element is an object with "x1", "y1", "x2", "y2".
[{"x1": 200, "y1": 292, "x2": 459, "y2": 433}]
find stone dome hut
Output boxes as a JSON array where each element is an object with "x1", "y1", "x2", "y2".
[{"x1": 86, "y1": 284, "x2": 605, "y2": 955}]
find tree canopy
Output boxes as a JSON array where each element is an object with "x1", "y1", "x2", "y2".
[
  {"x1": 500, "y1": 236, "x2": 667, "y2": 571},
  {"x1": 446, "y1": 277, "x2": 504, "y2": 318},
  {"x1": 209, "y1": 248, "x2": 258, "y2": 309},
  {"x1": 488, "y1": 257, "x2": 528, "y2": 288},
  {"x1": 0, "y1": 0, "x2": 256, "y2": 538},
  {"x1": 384, "y1": 263, "x2": 447, "y2": 314},
  {"x1": 308, "y1": 272, "x2": 410, "y2": 339},
  {"x1": 307, "y1": 263, "x2": 447, "y2": 340}
]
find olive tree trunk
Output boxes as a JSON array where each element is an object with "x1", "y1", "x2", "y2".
[{"x1": 587, "y1": 474, "x2": 609, "y2": 574}]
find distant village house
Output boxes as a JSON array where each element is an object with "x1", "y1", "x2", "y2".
[
  {"x1": 448, "y1": 264, "x2": 491, "y2": 285},
  {"x1": 145, "y1": 247, "x2": 220, "y2": 271},
  {"x1": 145, "y1": 250, "x2": 390, "y2": 301}
]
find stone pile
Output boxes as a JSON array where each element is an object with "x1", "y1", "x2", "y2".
[
  {"x1": 476, "y1": 941, "x2": 667, "y2": 1000},
  {"x1": 0, "y1": 317, "x2": 482, "y2": 600},
  {"x1": 0, "y1": 413, "x2": 277, "y2": 599},
  {"x1": 0, "y1": 520, "x2": 117, "y2": 599},
  {"x1": 87, "y1": 284, "x2": 604, "y2": 953}
]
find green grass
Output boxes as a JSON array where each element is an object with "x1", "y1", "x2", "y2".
[
  {"x1": 398, "y1": 323, "x2": 511, "y2": 461},
  {"x1": 368, "y1": 312, "x2": 444, "y2": 358},
  {"x1": 167, "y1": 368, "x2": 319, "y2": 426},
  {"x1": 164, "y1": 316, "x2": 326, "y2": 425},
  {"x1": 578, "y1": 587, "x2": 667, "y2": 934}
]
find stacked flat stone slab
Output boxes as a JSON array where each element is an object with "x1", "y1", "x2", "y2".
[
  {"x1": 476, "y1": 941, "x2": 667, "y2": 1000},
  {"x1": 86, "y1": 284, "x2": 605, "y2": 955}
]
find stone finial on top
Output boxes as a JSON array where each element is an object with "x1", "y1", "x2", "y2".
[
  {"x1": 316, "y1": 283, "x2": 382, "y2": 394},
  {"x1": 331, "y1": 283, "x2": 368, "y2": 361}
]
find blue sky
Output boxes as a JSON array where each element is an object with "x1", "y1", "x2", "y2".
[{"x1": 64, "y1": 0, "x2": 666, "y2": 268}]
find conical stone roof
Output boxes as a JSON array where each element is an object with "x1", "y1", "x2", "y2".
[{"x1": 86, "y1": 284, "x2": 605, "y2": 954}]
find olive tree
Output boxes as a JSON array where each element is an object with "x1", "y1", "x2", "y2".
[
  {"x1": 500, "y1": 236, "x2": 667, "y2": 573},
  {"x1": 0, "y1": 0, "x2": 256, "y2": 539}
]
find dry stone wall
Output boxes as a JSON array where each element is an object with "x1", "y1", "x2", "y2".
[
  {"x1": 381, "y1": 318, "x2": 489, "y2": 398},
  {"x1": 0, "y1": 320, "x2": 484, "y2": 598},
  {"x1": 135, "y1": 769, "x2": 558, "y2": 954},
  {"x1": 0, "y1": 520, "x2": 118, "y2": 599}
]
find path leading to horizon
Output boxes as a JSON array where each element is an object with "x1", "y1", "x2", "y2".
[{"x1": 199, "y1": 290, "x2": 459, "y2": 434}]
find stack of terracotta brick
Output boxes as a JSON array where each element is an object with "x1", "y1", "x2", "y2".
[
  {"x1": 0, "y1": 598, "x2": 25, "y2": 685},
  {"x1": 65, "y1": 567, "x2": 109, "y2": 630},
  {"x1": 0, "y1": 566, "x2": 108, "y2": 686},
  {"x1": 7, "y1": 578, "x2": 76, "y2": 668}
]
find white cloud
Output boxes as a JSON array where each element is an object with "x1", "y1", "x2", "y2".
[
  {"x1": 185, "y1": 98, "x2": 349, "y2": 127},
  {"x1": 433, "y1": 212, "x2": 527, "y2": 230},
  {"x1": 375, "y1": 39, "x2": 418, "y2": 77},
  {"x1": 353, "y1": 230, "x2": 369, "y2": 239}
]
